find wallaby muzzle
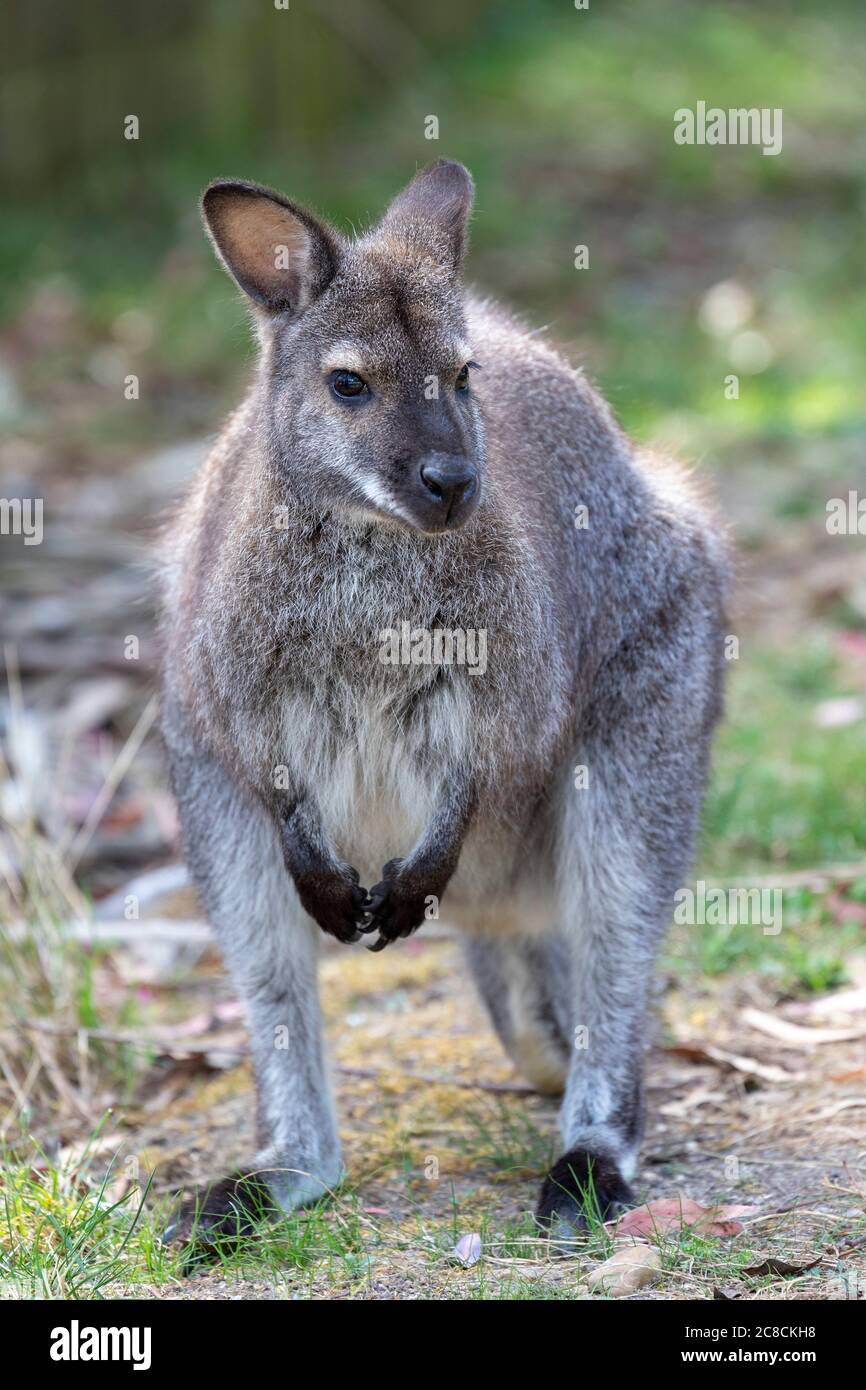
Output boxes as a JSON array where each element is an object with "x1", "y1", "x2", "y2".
[{"x1": 409, "y1": 451, "x2": 479, "y2": 532}]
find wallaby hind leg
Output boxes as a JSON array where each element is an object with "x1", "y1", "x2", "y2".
[
  {"x1": 463, "y1": 933, "x2": 572, "y2": 1095},
  {"x1": 164, "y1": 716, "x2": 342, "y2": 1244},
  {"x1": 538, "y1": 670, "x2": 714, "y2": 1238}
]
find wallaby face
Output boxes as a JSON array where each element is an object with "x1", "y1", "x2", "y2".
[
  {"x1": 203, "y1": 167, "x2": 484, "y2": 534},
  {"x1": 162, "y1": 160, "x2": 729, "y2": 1253}
]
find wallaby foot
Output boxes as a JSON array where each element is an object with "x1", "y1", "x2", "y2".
[
  {"x1": 166, "y1": 1170, "x2": 280, "y2": 1253},
  {"x1": 535, "y1": 1148, "x2": 633, "y2": 1240},
  {"x1": 167, "y1": 1160, "x2": 341, "y2": 1257}
]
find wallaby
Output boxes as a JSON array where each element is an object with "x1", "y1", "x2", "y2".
[{"x1": 161, "y1": 160, "x2": 729, "y2": 1243}]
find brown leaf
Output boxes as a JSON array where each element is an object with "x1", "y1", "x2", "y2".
[
  {"x1": 743, "y1": 1255, "x2": 822, "y2": 1277},
  {"x1": 616, "y1": 1197, "x2": 756, "y2": 1239}
]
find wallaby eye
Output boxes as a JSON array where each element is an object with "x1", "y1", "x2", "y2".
[
  {"x1": 331, "y1": 370, "x2": 368, "y2": 399},
  {"x1": 455, "y1": 360, "x2": 480, "y2": 392}
]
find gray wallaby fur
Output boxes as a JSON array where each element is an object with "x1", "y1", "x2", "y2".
[{"x1": 160, "y1": 160, "x2": 730, "y2": 1243}]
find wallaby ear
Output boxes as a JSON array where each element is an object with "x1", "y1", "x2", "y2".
[
  {"x1": 379, "y1": 160, "x2": 474, "y2": 271},
  {"x1": 201, "y1": 179, "x2": 342, "y2": 315}
]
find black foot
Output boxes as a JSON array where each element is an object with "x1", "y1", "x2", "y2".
[
  {"x1": 536, "y1": 1148, "x2": 633, "y2": 1243},
  {"x1": 166, "y1": 1170, "x2": 279, "y2": 1261}
]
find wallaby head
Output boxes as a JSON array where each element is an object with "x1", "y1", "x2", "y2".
[{"x1": 202, "y1": 160, "x2": 484, "y2": 533}]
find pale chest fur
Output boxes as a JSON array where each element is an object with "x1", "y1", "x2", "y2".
[{"x1": 276, "y1": 671, "x2": 473, "y2": 885}]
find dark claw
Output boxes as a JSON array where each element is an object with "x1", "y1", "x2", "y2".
[
  {"x1": 362, "y1": 858, "x2": 434, "y2": 952},
  {"x1": 356, "y1": 896, "x2": 377, "y2": 933}
]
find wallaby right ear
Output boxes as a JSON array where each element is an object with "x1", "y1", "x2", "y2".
[{"x1": 201, "y1": 179, "x2": 342, "y2": 315}]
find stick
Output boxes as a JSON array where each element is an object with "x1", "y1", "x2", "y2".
[
  {"x1": 62, "y1": 693, "x2": 159, "y2": 872},
  {"x1": 18, "y1": 1020, "x2": 540, "y2": 1093},
  {"x1": 336, "y1": 1064, "x2": 539, "y2": 1095}
]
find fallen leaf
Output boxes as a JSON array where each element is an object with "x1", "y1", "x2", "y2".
[
  {"x1": 159, "y1": 1001, "x2": 243, "y2": 1040},
  {"x1": 743, "y1": 1255, "x2": 822, "y2": 1277},
  {"x1": 616, "y1": 1197, "x2": 755, "y2": 1239},
  {"x1": 586, "y1": 1244, "x2": 661, "y2": 1296}
]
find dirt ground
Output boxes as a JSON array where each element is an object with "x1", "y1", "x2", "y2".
[{"x1": 71, "y1": 918, "x2": 863, "y2": 1301}]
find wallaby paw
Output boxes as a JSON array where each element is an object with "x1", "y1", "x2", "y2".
[
  {"x1": 165, "y1": 1170, "x2": 279, "y2": 1260},
  {"x1": 535, "y1": 1148, "x2": 633, "y2": 1248},
  {"x1": 362, "y1": 857, "x2": 432, "y2": 952},
  {"x1": 295, "y1": 864, "x2": 370, "y2": 944}
]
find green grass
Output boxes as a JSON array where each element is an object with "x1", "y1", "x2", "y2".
[
  {"x1": 667, "y1": 885, "x2": 860, "y2": 989},
  {"x1": 3, "y1": 1114, "x2": 862, "y2": 1299},
  {"x1": 0, "y1": 1140, "x2": 161, "y2": 1299},
  {"x1": 179, "y1": 1191, "x2": 371, "y2": 1282},
  {"x1": 0, "y1": 1138, "x2": 376, "y2": 1297},
  {"x1": 702, "y1": 641, "x2": 866, "y2": 876},
  {"x1": 453, "y1": 1099, "x2": 554, "y2": 1180}
]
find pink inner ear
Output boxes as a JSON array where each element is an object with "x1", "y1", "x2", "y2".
[{"x1": 214, "y1": 196, "x2": 313, "y2": 311}]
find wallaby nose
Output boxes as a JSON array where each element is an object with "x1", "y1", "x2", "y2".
[{"x1": 418, "y1": 455, "x2": 478, "y2": 521}]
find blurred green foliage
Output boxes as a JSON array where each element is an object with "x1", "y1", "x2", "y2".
[{"x1": 3, "y1": 0, "x2": 865, "y2": 442}]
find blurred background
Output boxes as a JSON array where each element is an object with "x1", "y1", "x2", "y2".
[{"x1": 1, "y1": 0, "x2": 866, "y2": 1298}]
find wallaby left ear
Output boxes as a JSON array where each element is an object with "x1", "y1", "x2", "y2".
[
  {"x1": 379, "y1": 160, "x2": 474, "y2": 270},
  {"x1": 201, "y1": 179, "x2": 343, "y2": 315}
]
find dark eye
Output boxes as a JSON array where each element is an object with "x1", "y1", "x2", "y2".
[
  {"x1": 331, "y1": 370, "x2": 368, "y2": 399},
  {"x1": 455, "y1": 360, "x2": 480, "y2": 392}
]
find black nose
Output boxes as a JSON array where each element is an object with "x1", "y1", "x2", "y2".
[{"x1": 419, "y1": 455, "x2": 477, "y2": 519}]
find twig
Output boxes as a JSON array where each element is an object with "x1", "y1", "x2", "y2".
[
  {"x1": 61, "y1": 693, "x2": 159, "y2": 872},
  {"x1": 18, "y1": 1019, "x2": 541, "y2": 1093},
  {"x1": 335, "y1": 1064, "x2": 538, "y2": 1095},
  {"x1": 0, "y1": 1048, "x2": 42, "y2": 1138},
  {"x1": 4, "y1": 918, "x2": 214, "y2": 946},
  {"x1": 19, "y1": 1018, "x2": 244, "y2": 1059},
  {"x1": 29, "y1": 1031, "x2": 93, "y2": 1122}
]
